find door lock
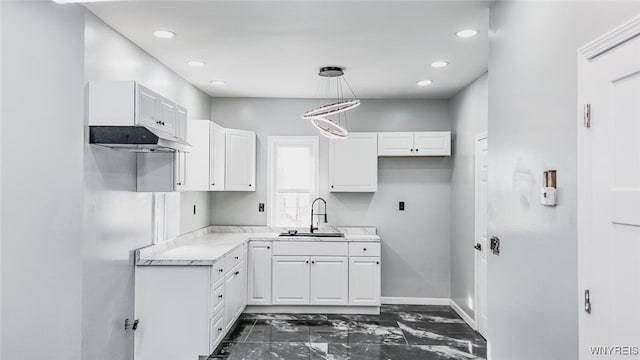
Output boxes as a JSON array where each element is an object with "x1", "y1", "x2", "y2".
[{"x1": 474, "y1": 243, "x2": 482, "y2": 251}]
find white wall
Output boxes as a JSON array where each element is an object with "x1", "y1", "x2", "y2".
[
  {"x1": 1, "y1": 2, "x2": 85, "y2": 359},
  {"x1": 488, "y1": 2, "x2": 640, "y2": 359},
  {"x1": 210, "y1": 98, "x2": 452, "y2": 299},
  {"x1": 82, "y1": 11, "x2": 212, "y2": 360},
  {"x1": 449, "y1": 72, "x2": 488, "y2": 319}
]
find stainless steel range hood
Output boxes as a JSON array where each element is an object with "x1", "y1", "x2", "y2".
[{"x1": 89, "y1": 126, "x2": 193, "y2": 153}]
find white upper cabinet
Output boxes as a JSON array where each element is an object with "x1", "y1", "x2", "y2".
[
  {"x1": 377, "y1": 132, "x2": 414, "y2": 156},
  {"x1": 209, "y1": 123, "x2": 226, "y2": 191},
  {"x1": 185, "y1": 120, "x2": 211, "y2": 191},
  {"x1": 88, "y1": 80, "x2": 187, "y2": 140},
  {"x1": 225, "y1": 129, "x2": 256, "y2": 191},
  {"x1": 329, "y1": 132, "x2": 378, "y2": 192},
  {"x1": 378, "y1": 131, "x2": 451, "y2": 157}
]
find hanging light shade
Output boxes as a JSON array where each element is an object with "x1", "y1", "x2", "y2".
[{"x1": 302, "y1": 66, "x2": 360, "y2": 139}]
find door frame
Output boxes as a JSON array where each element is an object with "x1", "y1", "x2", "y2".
[
  {"x1": 474, "y1": 132, "x2": 488, "y2": 332},
  {"x1": 577, "y1": 14, "x2": 640, "y2": 356}
]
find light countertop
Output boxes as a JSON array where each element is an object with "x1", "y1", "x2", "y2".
[{"x1": 136, "y1": 226, "x2": 380, "y2": 266}]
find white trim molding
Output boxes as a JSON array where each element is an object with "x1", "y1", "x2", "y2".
[
  {"x1": 380, "y1": 297, "x2": 450, "y2": 306},
  {"x1": 449, "y1": 299, "x2": 476, "y2": 330},
  {"x1": 579, "y1": 13, "x2": 640, "y2": 60}
]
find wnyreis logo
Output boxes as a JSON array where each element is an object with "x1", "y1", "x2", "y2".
[{"x1": 590, "y1": 346, "x2": 640, "y2": 356}]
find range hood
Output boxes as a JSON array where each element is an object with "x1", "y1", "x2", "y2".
[{"x1": 89, "y1": 126, "x2": 193, "y2": 153}]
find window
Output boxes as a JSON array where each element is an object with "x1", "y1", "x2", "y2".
[{"x1": 267, "y1": 136, "x2": 319, "y2": 227}]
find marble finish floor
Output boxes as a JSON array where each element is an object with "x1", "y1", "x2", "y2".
[{"x1": 209, "y1": 305, "x2": 486, "y2": 360}]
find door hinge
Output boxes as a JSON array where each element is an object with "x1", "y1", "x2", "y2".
[
  {"x1": 583, "y1": 104, "x2": 592, "y2": 128},
  {"x1": 125, "y1": 318, "x2": 139, "y2": 331},
  {"x1": 584, "y1": 289, "x2": 591, "y2": 314}
]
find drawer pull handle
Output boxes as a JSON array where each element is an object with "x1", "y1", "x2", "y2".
[
  {"x1": 267, "y1": 246, "x2": 270, "y2": 249},
  {"x1": 218, "y1": 327, "x2": 223, "y2": 332},
  {"x1": 234, "y1": 271, "x2": 240, "y2": 275},
  {"x1": 235, "y1": 256, "x2": 239, "y2": 260},
  {"x1": 376, "y1": 261, "x2": 380, "y2": 265},
  {"x1": 218, "y1": 294, "x2": 223, "y2": 299},
  {"x1": 363, "y1": 248, "x2": 367, "y2": 251},
  {"x1": 306, "y1": 260, "x2": 309, "y2": 264},
  {"x1": 218, "y1": 269, "x2": 224, "y2": 273},
  {"x1": 311, "y1": 261, "x2": 315, "y2": 264}
]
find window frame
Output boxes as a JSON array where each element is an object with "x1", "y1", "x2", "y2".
[{"x1": 267, "y1": 136, "x2": 320, "y2": 228}]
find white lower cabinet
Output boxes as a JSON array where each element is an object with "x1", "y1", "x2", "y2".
[
  {"x1": 310, "y1": 256, "x2": 349, "y2": 305},
  {"x1": 247, "y1": 242, "x2": 272, "y2": 305},
  {"x1": 348, "y1": 256, "x2": 381, "y2": 306},
  {"x1": 272, "y1": 256, "x2": 310, "y2": 305},
  {"x1": 134, "y1": 245, "x2": 247, "y2": 360}
]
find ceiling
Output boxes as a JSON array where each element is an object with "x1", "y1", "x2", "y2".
[{"x1": 86, "y1": 1, "x2": 490, "y2": 99}]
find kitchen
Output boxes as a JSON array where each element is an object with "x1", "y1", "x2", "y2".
[{"x1": 3, "y1": 1, "x2": 640, "y2": 360}]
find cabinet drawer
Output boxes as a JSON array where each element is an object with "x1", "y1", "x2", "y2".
[
  {"x1": 225, "y1": 245, "x2": 246, "y2": 272},
  {"x1": 349, "y1": 242, "x2": 380, "y2": 257},
  {"x1": 272, "y1": 241, "x2": 348, "y2": 256},
  {"x1": 209, "y1": 314, "x2": 225, "y2": 353},
  {"x1": 211, "y1": 282, "x2": 224, "y2": 318},
  {"x1": 210, "y1": 259, "x2": 225, "y2": 285}
]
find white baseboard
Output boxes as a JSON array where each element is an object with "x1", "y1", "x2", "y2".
[
  {"x1": 380, "y1": 297, "x2": 450, "y2": 306},
  {"x1": 449, "y1": 299, "x2": 476, "y2": 330}
]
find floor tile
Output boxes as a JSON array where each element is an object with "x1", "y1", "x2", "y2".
[
  {"x1": 244, "y1": 320, "x2": 311, "y2": 343},
  {"x1": 398, "y1": 322, "x2": 486, "y2": 357},
  {"x1": 224, "y1": 320, "x2": 255, "y2": 342},
  {"x1": 308, "y1": 343, "x2": 484, "y2": 360},
  {"x1": 211, "y1": 341, "x2": 311, "y2": 360}
]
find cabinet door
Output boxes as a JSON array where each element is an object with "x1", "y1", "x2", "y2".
[
  {"x1": 329, "y1": 132, "x2": 378, "y2": 192},
  {"x1": 209, "y1": 123, "x2": 226, "y2": 191},
  {"x1": 176, "y1": 106, "x2": 188, "y2": 141},
  {"x1": 310, "y1": 257, "x2": 348, "y2": 306},
  {"x1": 349, "y1": 257, "x2": 381, "y2": 306},
  {"x1": 413, "y1": 131, "x2": 451, "y2": 156},
  {"x1": 272, "y1": 256, "x2": 310, "y2": 305},
  {"x1": 157, "y1": 99, "x2": 177, "y2": 136},
  {"x1": 174, "y1": 151, "x2": 187, "y2": 191},
  {"x1": 235, "y1": 261, "x2": 247, "y2": 319},
  {"x1": 248, "y1": 242, "x2": 272, "y2": 305},
  {"x1": 185, "y1": 120, "x2": 211, "y2": 191},
  {"x1": 135, "y1": 85, "x2": 159, "y2": 130},
  {"x1": 210, "y1": 315, "x2": 224, "y2": 353},
  {"x1": 377, "y1": 132, "x2": 414, "y2": 156},
  {"x1": 224, "y1": 269, "x2": 240, "y2": 332},
  {"x1": 225, "y1": 129, "x2": 256, "y2": 191}
]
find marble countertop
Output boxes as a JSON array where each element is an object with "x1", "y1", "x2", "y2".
[{"x1": 136, "y1": 226, "x2": 380, "y2": 266}]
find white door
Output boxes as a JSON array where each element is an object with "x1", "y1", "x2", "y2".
[
  {"x1": 248, "y1": 242, "x2": 272, "y2": 305},
  {"x1": 328, "y1": 132, "x2": 378, "y2": 192},
  {"x1": 225, "y1": 129, "x2": 256, "y2": 191},
  {"x1": 209, "y1": 123, "x2": 226, "y2": 191},
  {"x1": 185, "y1": 120, "x2": 210, "y2": 191},
  {"x1": 271, "y1": 256, "x2": 310, "y2": 305},
  {"x1": 157, "y1": 99, "x2": 177, "y2": 136},
  {"x1": 174, "y1": 151, "x2": 186, "y2": 191},
  {"x1": 348, "y1": 257, "x2": 380, "y2": 306},
  {"x1": 175, "y1": 105, "x2": 187, "y2": 141},
  {"x1": 377, "y1": 132, "x2": 414, "y2": 156},
  {"x1": 414, "y1": 131, "x2": 451, "y2": 156},
  {"x1": 474, "y1": 134, "x2": 488, "y2": 337},
  {"x1": 135, "y1": 85, "x2": 159, "y2": 130},
  {"x1": 310, "y1": 257, "x2": 348, "y2": 305},
  {"x1": 578, "y1": 31, "x2": 640, "y2": 359}
]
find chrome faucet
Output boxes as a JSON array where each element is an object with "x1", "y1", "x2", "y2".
[{"x1": 310, "y1": 197, "x2": 328, "y2": 233}]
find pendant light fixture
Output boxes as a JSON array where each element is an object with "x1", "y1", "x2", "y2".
[{"x1": 302, "y1": 66, "x2": 360, "y2": 139}]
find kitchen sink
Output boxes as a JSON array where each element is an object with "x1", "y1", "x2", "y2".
[{"x1": 278, "y1": 232, "x2": 344, "y2": 238}]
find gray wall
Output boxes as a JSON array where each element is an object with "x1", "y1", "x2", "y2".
[
  {"x1": 1, "y1": 2, "x2": 85, "y2": 359},
  {"x1": 488, "y1": 2, "x2": 640, "y2": 360},
  {"x1": 82, "y1": 11, "x2": 211, "y2": 360},
  {"x1": 210, "y1": 98, "x2": 452, "y2": 298},
  {"x1": 449, "y1": 73, "x2": 488, "y2": 318}
]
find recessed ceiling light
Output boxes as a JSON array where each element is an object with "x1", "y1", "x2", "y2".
[
  {"x1": 417, "y1": 80, "x2": 433, "y2": 86},
  {"x1": 187, "y1": 60, "x2": 206, "y2": 67},
  {"x1": 210, "y1": 80, "x2": 226, "y2": 86},
  {"x1": 455, "y1": 29, "x2": 479, "y2": 38},
  {"x1": 153, "y1": 30, "x2": 176, "y2": 39},
  {"x1": 431, "y1": 61, "x2": 449, "y2": 68}
]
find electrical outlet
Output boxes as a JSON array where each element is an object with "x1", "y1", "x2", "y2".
[
  {"x1": 193, "y1": 205, "x2": 196, "y2": 215},
  {"x1": 399, "y1": 201, "x2": 405, "y2": 211},
  {"x1": 258, "y1": 203, "x2": 265, "y2": 212}
]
